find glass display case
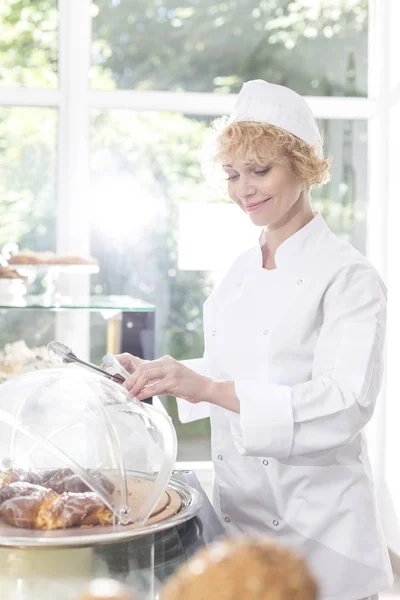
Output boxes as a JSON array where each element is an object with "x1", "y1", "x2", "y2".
[
  {"x1": 0, "y1": 367, "x2": 215, "y2": 600},
  {"x1": 0, "y1": 295, "x2": 155, "y2": 382},
  {"x1": 0, "y1": 471, "x2": 222, "y2": 600}
]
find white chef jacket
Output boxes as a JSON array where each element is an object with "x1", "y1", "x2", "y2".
[{"x1": 177, "y1": 213, "x2": 393, "y2": 600}]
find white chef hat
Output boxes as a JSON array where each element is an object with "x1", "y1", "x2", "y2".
[{"x1": 230, "y1": 79, "x2": 321, "y2": 147}]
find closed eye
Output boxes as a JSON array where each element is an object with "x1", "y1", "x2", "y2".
[{"x1": 254, "y1": 167, "x2": 271, "y2": 176}]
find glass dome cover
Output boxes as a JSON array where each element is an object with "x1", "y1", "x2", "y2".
[{"x1": 0, "y1": 368, "x2": 177, "y2": 528}]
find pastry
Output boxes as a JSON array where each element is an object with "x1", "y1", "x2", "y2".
[
  {"x1": 41, "y1": 468, "x2": 115, "y2": 495},
  {"x1": 0, "y1": 468, "x2": 43, "y2": 489},
  {"x1": 0, "y1": 481, "x2": 113, "y2": 529},
  {"x1": 0, "y1": 467, "x2": 115, "y2": 496},
  {"x1": 8, "y1": 251, "x2": 56, "y2": 265},
  {"x1": 8, "y1": 251, "x2": 98, "y2": 266},
  {"x1": 0, "y1": 340, "x2": 67, "y2": 379},
  {"x1": 160, "y1": 538, "x2": 318, "y2": 600},
  {"x1": 0, "y1": 481, "x2": 46, "y2": 505},
  {"x1": 0, "y1": 482, "x2": 59, "y2": 528},
  {"x1": 47, "y1": 255, "x2": 98, "y2": 265},
  {"x1": 0, "y1": 266, "x2": 24, "y2": 279}
]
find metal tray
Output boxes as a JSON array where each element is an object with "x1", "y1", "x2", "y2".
[{"x1": 0, "y1": 479, "x2": 202, "y2": 549}]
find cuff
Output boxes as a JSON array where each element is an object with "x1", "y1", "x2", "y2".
[
  {"x1": 176, "y1": 358, "x2": 211, "y2": 423},
  {"x1": 230, "y1": 381, "x2": 294, "y2": 459}
]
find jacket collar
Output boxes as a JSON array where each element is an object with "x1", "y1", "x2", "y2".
[{"x1": 257, "y1": 212, "x2": 332, "y2": 270}]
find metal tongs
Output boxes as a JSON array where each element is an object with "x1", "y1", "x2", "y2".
[{"x1": 47, "y1": 341, "x2": 128, "y2": 384}]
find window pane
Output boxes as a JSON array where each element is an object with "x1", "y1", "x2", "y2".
[
  {"x1": 91, "y1": 0, "x2": 367, "y2": 96},
  {"x1": 0, "y1": 0, "x2": 58, "y2": 88},
  {"x1": 0, "y1": 107, "x2": 58, "y2": 251},
  {"x1": 90, "y1": 111, "x2": 367, "y2": 460},
  {"x1": 314, "y1": 119, "x2": 368, "y2": 254}
]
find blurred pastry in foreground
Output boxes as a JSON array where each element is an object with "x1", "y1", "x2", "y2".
[
  {"x1": 76, "y1": 578, "x2": 138, "y2": 600},
  {"x1": 160, "y1": 538, "x2": 318, "y2": 600}
]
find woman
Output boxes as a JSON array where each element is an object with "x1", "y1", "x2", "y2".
[{"x1": 117, "y1": 80, "x2": 393, "y2": 600}]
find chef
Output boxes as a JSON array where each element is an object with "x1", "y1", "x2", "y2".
[{"x1": 118, "y1": 80, "x2": 393, "y2": 600}]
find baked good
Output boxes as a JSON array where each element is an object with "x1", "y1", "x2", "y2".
[
  {"x1": 0, "y1": 266, "x2": 24, "y2": 279},
  {"x1": 160, "y1": 538, "x2": 318, "y2": 600},
  {"x1": 8, "y1": 251, "x2": 56, "y2": 265},
  {"x1": 0, "y1": 468, "x2": 43, "y2": 489},
  {"x1": 0, "y1": 481, "x2": 113, "y2": 529},
  {"x1": 0, "y1": 468, "x2": 116, "y2": 529},
  {"x1": 0, "y1": 340, "x2": 67, "y2": 380},
  {"x1": 41, "y1": 468, "x2": 115, "y2": 495},
  {"x1": 76, "y1": 578, "x2": 138, "y2": 600},
  {"x1": 0, "y1": 467, "x2": 115, "y2": 496},
  {"x1": 0, "y1": 481, "x2": 46, "y2": 505},
  {"x1": 8, "y1": 251, "x2": 98, "y2": 266},
  {"x1": 0, "y1": 482, "x2": 59, "y2": 528},
  {"x1": 47, "y1": 255, "x2": 98, "y2": 265}
]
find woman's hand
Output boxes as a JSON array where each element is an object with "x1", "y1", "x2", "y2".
[
  {"x1": 114, "y1": 353, "x2": 147, "y2": 375},
  {"x1": 122, "y1": 355, "x2": 212, "y2": 403}
]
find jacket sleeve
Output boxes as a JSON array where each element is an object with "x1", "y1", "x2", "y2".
[
  {"x1": 229, "y1": 263, "x2": 387, "y2": 459},
  {"x1": 176, "y1": 354, "x2": 211, "y2": 423}
]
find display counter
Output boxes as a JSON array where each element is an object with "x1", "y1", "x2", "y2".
[
  {"x1": 0, "y1": 471, "x2": 223, "y2": 600},
  {"x1": 0, "y1": 295, "x2": 155, "y2": 368}
]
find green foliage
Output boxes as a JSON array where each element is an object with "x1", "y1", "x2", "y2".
[
  {"x1": 0, "y1": 107, "x2": 57, "y2": 250},
  {"x1": 0, "y1": 0, "x2": 57, "y2": 87},
  {"x1": 92, "y1": 0, "x2": 368, "y2": 96}
]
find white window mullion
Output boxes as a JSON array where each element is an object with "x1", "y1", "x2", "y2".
[
  {"x1": 56, "y1": 0, "x2": 92, "y2": 360},
  {"x1": 0, "y1": 88, "x2": 60, "y2": 107},
  {"x1": 90, "y1": 89, "x2": 375, "y2": 120},
  {"x1": 57, "y1": 0, "x2": 91, "y2": 256}
]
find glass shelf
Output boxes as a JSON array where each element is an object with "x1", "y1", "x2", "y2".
[{"x1": 0, "y1": 295, "x2": 155, "y2": 312}]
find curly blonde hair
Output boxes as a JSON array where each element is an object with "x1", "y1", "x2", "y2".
[{"x1": 206, "y1": 117, "x2": 331, "y2": 188}]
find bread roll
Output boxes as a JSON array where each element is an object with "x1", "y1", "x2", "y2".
[{"x1": 160, "y1": 538, "x2": 318, "y2": 600}]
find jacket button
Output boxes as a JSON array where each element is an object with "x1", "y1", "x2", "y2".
[
  {"x1": 273, "y1": 520, "x2": 279, "y2": 526},
  {"x1": 212, "y1": 330, "x2": 216, "y2": 336},
  {"x1": 218, "y1": 454, "x2": 223, "y2": 460},
  {"x1": 236, "y1": 281, "x2": 242, "y2": 287},
  {"x1": 225, "y1": 517, "x2": 231, "y2": 523},
  {"x1": 297, "y1": 279, "x2": 303, "y2": 285},
  {"x1": 263, "y1": 329, "x2": 269, "y2": 335},
  {"x1": 263, "y1": 460, "x2": 269, "y2": 466}
]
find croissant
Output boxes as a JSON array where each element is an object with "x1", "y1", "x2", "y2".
[
  {"x1": 0, "y1": 467, "x2": 115, "y2": 496},
  {"x1": 0, "y1": 481, "x2": 113, "y2": 529},
  {"x1": 0, "y1": 481, "x2": 46, "y2": 505},
  {"x1": 41, "y1": 467, "x2": 115, "y2": 495},
  {"x1": 0, "y1": 468, "x2": 43, "y2": 489}
]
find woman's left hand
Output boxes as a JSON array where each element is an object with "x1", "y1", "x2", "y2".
[{"x1": 122, "y1": 355, "x2": 212, "y2": 403}]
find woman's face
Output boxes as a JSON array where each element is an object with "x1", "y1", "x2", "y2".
[{"x1": 223, "y1": 155, "x2": 305, "y2": 228}]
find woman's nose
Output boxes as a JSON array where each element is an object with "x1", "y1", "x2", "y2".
[{"x1": 236, "y1": 178, "x2": 257, "y2": 200}]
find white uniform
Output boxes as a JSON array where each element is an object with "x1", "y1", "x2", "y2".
[{"x1": 177, "y1": 213, "x2": 393, "y2": 600}]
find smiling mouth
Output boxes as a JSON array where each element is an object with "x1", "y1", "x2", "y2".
[{"x1": 245, "y1": 198, "x2": 272, "y2": 212}]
